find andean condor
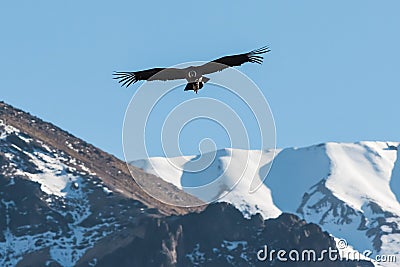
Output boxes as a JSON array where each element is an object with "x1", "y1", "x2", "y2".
[{"x1": 113, "y1": 46, "x2": 270, "y2": 94}]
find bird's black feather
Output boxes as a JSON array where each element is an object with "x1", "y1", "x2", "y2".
[
  {"x1": 113, "y1": 46, "x2": 270, "y2": 88},
  {"x1": 198, "y1": 46, "x2": 270, "y2": 75}
]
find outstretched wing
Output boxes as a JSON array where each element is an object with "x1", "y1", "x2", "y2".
[
  {"x1": 113, "y1": 67, "x2": 186, "y2": 87},
  {"x1": 199, "y1": 46, "x2": 270, "y2": 75}
]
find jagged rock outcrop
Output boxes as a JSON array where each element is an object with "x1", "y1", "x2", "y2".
[{"x1": 96, "y1": 203, "x2": 373, "y2": 267}]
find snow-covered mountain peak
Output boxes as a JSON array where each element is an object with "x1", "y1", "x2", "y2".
[
  {"x1": 324, "y1": 141, "x2": 400, "y2": 215},
  {"x1": 132, "y1": 141, "x2": 400, "y2": 264}
]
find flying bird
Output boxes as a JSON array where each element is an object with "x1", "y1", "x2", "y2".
[{"x1": 113, "y1": 46, "x2": 270, "y2": 94}]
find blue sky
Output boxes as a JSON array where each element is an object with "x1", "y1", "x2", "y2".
[{"x1": 1, "y1": 1, "x2": 399, "y2": 160}]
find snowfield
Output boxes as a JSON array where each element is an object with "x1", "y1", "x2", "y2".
[{"x1": 131, "y1": 141, "x2": 400, "y2": 265}]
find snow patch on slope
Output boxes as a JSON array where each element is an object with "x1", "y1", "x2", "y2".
[
  {"x1": 24, "y1": 151, "x2": 82, "y2": 198},
  {"x1": 0, "y1": 119, "x2": 118, "y2": 266}
]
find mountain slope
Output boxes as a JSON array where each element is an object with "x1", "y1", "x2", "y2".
[
  {"x1": 0, "y1": 101, "x2": 204, "y2": 213},
  {"x1": 132, "y1": 142, "x2": 400, "y2": 264},
  {"x1": 0, "y1": 102, "x2": 203, "y2": 266}
]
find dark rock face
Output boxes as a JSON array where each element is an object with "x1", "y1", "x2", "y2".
[
  {"x1": 95, "y1": 204, "x2": 374, "y2": 267},
  {"x1": 0, "y1": 102, "x2": 374, "y2": 266}
]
